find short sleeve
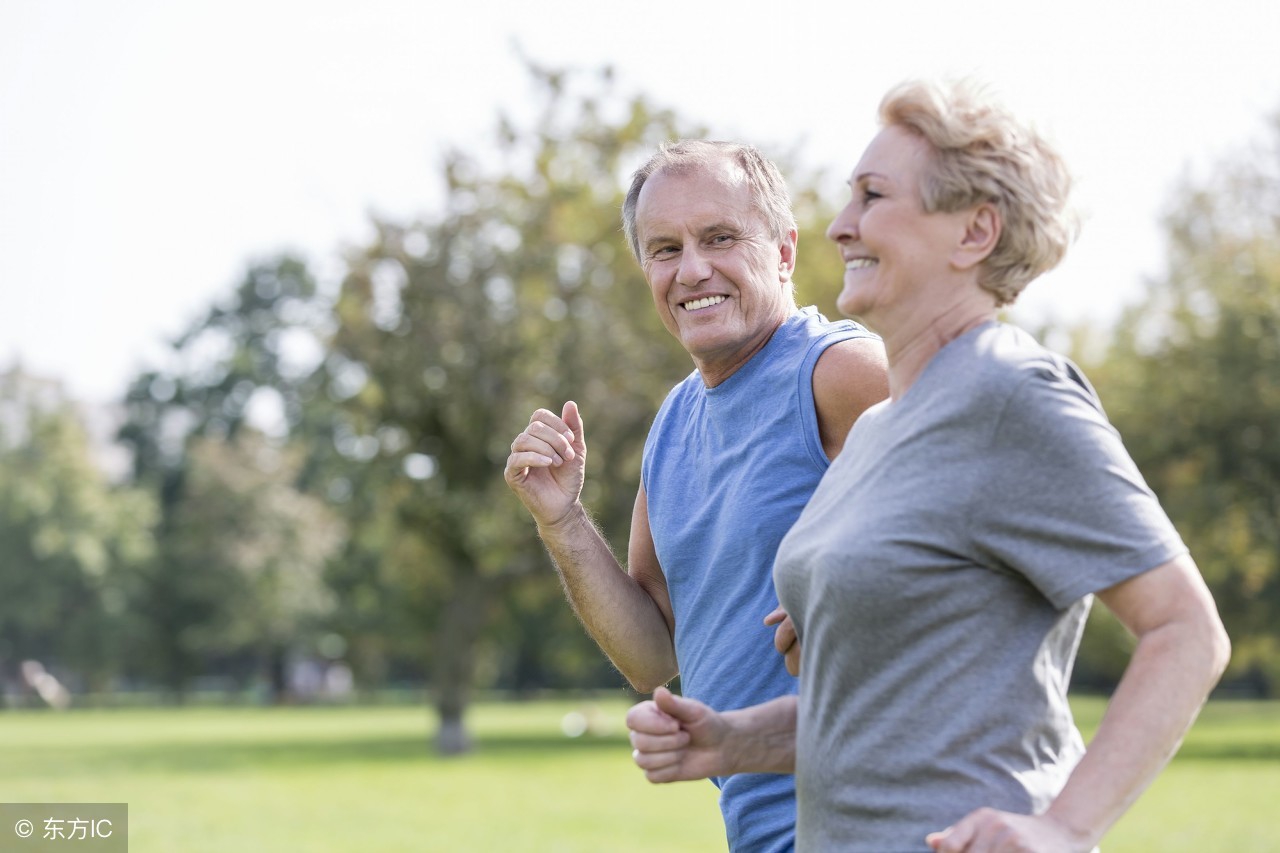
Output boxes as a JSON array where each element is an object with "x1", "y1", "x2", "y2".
[{"x1": 968, "y1": 362, "x2": 1187, "y2": 609}]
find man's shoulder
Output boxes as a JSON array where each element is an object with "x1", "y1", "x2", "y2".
[
  {"x1": 647, "y1": 368, "x2": 703, "y2": 434},
  {"x1": 813, "y1": 337, "x2": 890, "y2": 416},
  {"x1": 661, "y1": 367, "x2": 704, "y2": 404},
  {"x1": 794, "y1": 310, "x2": 882, "y2": 380},
  {"x1": 791, "y1": 305, "x2": 877, "y2": 342}
]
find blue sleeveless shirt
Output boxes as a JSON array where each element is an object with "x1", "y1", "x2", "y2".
[{"x1": 641, "y1": 308, "x2": 876, "y2": 852}]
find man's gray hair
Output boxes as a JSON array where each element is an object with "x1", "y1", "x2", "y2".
[{"x1": 621, "y1": 140, "x2": 797, "y2": 261}]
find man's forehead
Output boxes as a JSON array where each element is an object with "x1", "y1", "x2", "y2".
[
  {"x1": 636, "y1": 160, "x2": 755, "y2": 230},
  {"x1": 650, "y1": 155, "x2": 747, "y2": 193}
]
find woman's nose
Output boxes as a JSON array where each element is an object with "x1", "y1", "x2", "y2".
[{"x1": 826, "y1": 205, "x2": 858, "y2": 243}]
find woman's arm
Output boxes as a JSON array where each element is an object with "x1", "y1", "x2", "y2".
[{"x1": 929, "y1": 553, "x2": 1230, "y2": 852}]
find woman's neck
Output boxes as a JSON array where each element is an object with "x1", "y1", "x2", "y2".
[{"x1": 882, "y1": 298, "x2": 997, "y2": 401}]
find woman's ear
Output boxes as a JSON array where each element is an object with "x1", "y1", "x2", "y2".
[{"x1": 952, "y1": 203, "x2": 1000, "y2": 271}]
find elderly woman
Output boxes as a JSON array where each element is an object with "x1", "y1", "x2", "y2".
[{"x1": 626, "y1": 80, "x2": 1230, "y2": 853}]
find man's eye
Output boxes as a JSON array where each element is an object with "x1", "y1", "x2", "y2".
[
  {"x1": 711, "y1": 234, "x2": 733, "y2": 245},
  {"x1": 862, "y1": 189, "x2": 882, "y2": 203}
]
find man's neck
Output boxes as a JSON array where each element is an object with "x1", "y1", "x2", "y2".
[{"x1": 692, "y1": 313, "x2": 792, "y2": 389}]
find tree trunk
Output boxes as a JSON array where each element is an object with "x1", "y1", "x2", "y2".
[
  {"x1": 268, "y1": 645, "x2": 290, "y2": 704},
  {"x1": 432, "y1": 571, "x2": 485, "y2": 755},
  {"x1": 436, "y1": 706, "x2": 472, "y2": 755}
]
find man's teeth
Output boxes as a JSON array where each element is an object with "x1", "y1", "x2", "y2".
[
  {"x1": 683, "y1": 295, "x2": 727, "y2": 311},
  {"x1": 845, "y1": 259, "x2": 878, "y2": 270}
]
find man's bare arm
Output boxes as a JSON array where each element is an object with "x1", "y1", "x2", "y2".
[{"x1": 506, "y1": 401, "x2": 677, "y2": 691}]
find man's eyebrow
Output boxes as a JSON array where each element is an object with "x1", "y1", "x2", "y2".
[
  {"x1": 701, "y1": 220, "x2": 742, "y2": 233},
  {"x1": 641, "y1": 233, "x2": 676, "y2": 252},
  {"x1": 852, "y1": 171, "x2": 886, "y2": 186}
]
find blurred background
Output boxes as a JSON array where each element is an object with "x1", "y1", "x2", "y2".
[{"x1": 2, "y1": 0, "x2": 1278, "y2": 757}]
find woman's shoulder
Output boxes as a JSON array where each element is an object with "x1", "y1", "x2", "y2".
[
  {"x1": 959, "y1": 322, "x2": 1089, "y2": 391},
  {"x1": 918, "y1": 323, "x2": 1100, "y2": 432},
  {"x1": 972, "y1": 325, "x2": 1114, "y2": 443}
]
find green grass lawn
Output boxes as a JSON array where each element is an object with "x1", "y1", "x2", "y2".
[{"x1": 0, "y1": 695, "x2": 1275, "y2": 851}]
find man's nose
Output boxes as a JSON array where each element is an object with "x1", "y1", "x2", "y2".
[{"x1": 675, "y1": 246, "x2": 712, "y2": 287}]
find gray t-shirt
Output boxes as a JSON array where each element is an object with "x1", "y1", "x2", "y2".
[{"x1": 774, "y1": 321, "x2": 1186, "y2": 852}]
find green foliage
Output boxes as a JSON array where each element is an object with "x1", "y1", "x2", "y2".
[
  {"x1": 1081, "y1": 110, "x2": 1280, "y2": 694},
  {"x1": 792, "y1": 166, "x2": 848, "y2": 317},
  {"x1": 169, "y1": 435, "x2": 342, "y2": 664},
  {"x1": 115, "y1": 257, "x2": 346, "y2": 697},
  {"x1": 0, "y1": 371, "x2": 155, "y2": 688}
]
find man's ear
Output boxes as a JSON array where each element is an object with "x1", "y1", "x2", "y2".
[
  {"x1": 951, "y1": 204, "x2": 1000, "y2": 271},
  {"x1": 779, "y1": 228, "x2": 798, "y2": 283}
]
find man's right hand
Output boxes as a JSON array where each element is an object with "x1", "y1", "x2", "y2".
[
  {"x1": 627, "y1": 687, "x2": 731, "y2": 783},
  {"x1": 504, "y1": 401, "x2": 587, "y2": 528}
]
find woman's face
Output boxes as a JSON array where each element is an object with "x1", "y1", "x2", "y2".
[{"x1": 826, "y1": 125, "x2": 974, "y2": 327}]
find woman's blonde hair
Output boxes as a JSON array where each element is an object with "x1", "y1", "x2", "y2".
[{"x1": 879, "y1": 80, "x2": 1077, "y2": 305}]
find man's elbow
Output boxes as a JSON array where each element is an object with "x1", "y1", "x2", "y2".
[{"x1": 620, "y1": 662, "x2": 679, "y2": 696}]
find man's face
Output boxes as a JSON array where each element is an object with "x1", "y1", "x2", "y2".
[{"x1": 633, "y1": 159, "x2": 796, "y2": 382}]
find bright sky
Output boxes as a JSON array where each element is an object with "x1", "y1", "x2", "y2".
[{"x1": 3, "y1": 0, "x2": 1278, "y2": 403}]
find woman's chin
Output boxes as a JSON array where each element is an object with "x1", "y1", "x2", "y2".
[{"x1": 835, "y1": 288, "x2": 868, "y2": 320}]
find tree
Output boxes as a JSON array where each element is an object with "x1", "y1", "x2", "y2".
[
  {"x1": 117, "y1": 256, "x2": 345, "y2": 698},
  {"x1": 168, "y1": 432, "x2": 342, "y2": 697},
  {"x1": 329, "y1": 65, "x2": 701, "y2": 752},
  {"x1": 1083, "y1": 108, "x2": 1280, "y2": 695},
  {"x1": 106, "y1": 63, "x2": 874, "y2": 726},
  {"x1": 0, "y1": 368, "x2": 155, "y2": 699}
]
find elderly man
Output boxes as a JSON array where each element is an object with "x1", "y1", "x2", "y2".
[{"x1": 504, "y1": 140, "x2": 888, "y2": 852}]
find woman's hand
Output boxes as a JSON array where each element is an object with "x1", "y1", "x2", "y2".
[
  {"x1": 764, "y1": 606, "x2": 801, "y2": 676},
  {"x1": 927, "y1": 809, "x2": 1090, "y2": 852}
]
